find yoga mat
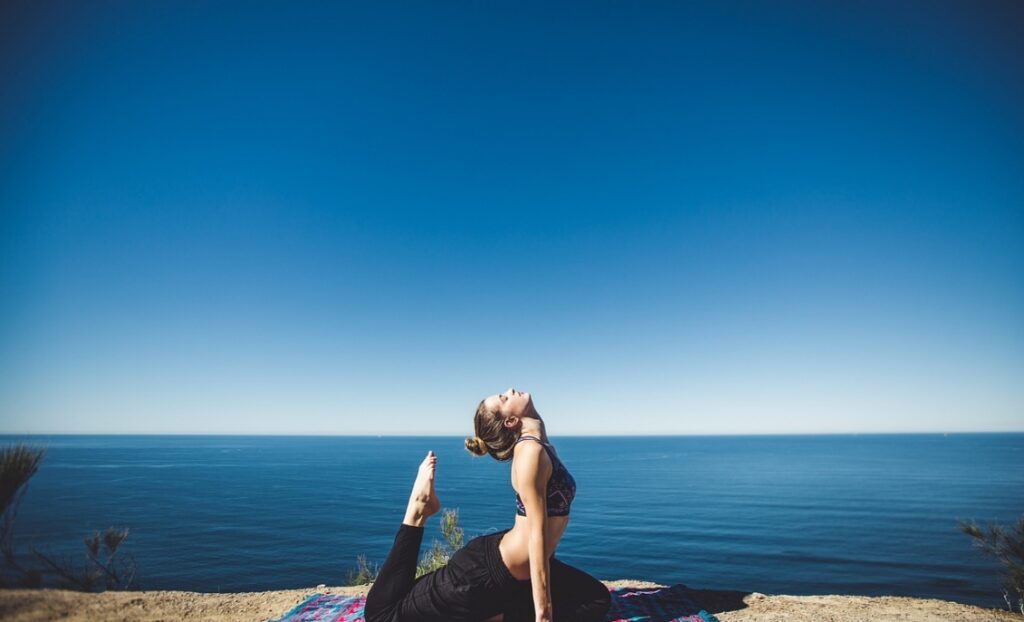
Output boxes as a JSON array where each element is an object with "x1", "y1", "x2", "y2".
[
  {"x1": 607, "y1": 584, "x2": 721, "y2": 622},
  {"x1": 268, "y1": 584, "x2": 721, "y2": 622}
]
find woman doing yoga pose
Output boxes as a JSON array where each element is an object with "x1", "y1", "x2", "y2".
[{"x1": 363, "y1": 388, "x2": 611, "y2": 622}]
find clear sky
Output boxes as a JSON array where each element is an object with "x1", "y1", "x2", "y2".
[{"x1": 1, "y1": 1, "x2": 1021, "y2": 435}]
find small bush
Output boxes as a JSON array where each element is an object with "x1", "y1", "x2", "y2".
[
  {"x1": 0, "y1": 443, "x2": 46, "y2": 570},
  {"x1": 345, "y1": 553, "x2": 380, "y2": 586},
  {"x1": 347, "y1": 508, "x2": 466, "y2": 586},
  {"x1": 31, "y1": 527, "x2": 138, "y2": 591},
  {"x1": 416, "y1": 508, "x2": 464, "y2": 578},
  {"x1": 959, "y1": 514, "x2": 1024, "y2": 614},
  {"x1": 1, "y1": 443, "x2": 137, "y2": 591}
]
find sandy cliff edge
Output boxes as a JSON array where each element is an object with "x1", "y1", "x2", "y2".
[{"x1": 0, "y1": 579, "x2": 1019, "y2": 622}]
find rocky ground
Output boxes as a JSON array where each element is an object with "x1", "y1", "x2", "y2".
[{"x1": 0, "y1": 579, "x2": 1019, "y2": 621}]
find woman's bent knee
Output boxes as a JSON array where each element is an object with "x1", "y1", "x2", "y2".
[
  {"x1": 363, "y1": 600, "x2": 390, "y2": 622},
  {"x1": 580, "y1": 585, "x2": 611, "y2": 622}
]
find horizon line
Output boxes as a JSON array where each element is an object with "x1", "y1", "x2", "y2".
[{"x1": 1, "y1": 430, "x2": 1022, "y2": 437}]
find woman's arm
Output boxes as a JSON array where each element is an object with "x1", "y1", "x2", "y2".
[{"x1": 514, "y1": 442, "x2": 554, "y2": 622}]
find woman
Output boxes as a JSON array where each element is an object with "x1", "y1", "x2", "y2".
[{"x1": 364, "y1": 388, "x2": 611, "y2": 622}]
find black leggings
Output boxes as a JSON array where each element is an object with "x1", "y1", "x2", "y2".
[{"x1": 364, "y1": 523, "x2": 611, "y2": 622}]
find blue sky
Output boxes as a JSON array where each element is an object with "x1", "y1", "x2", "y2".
[{"x1": 1, "y1": 1, "x2": 1021, "y2": 435}]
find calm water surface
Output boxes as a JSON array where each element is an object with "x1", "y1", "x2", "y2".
[{"x1": 4, "y1": 434, "x2": 1021, "y2": 608}]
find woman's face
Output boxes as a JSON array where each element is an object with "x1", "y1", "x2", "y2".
[{"x1": 482, "y1": 387, "x2": 534, "y2": 425}]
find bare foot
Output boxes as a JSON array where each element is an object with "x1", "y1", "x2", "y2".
[{"x1": 403, "y1": 451, "x2": 441, "y2": 527}]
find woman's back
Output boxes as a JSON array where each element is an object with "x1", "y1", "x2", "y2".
[{"x1": 498, "y1": 436, "x2": 573, "y2": 581}]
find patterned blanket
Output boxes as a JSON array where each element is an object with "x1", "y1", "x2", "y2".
[
  {"x1": 267, "y1": 583, "x2": 720, "y2": 622},
  {"x1": 606, "y1": 584, "x2": 721, "y2": 622}
]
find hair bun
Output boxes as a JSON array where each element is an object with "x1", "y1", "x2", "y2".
[{"x1": 464, "y1": 436, "x2": 488, "y2": 456}]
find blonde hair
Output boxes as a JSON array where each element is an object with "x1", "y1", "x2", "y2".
[
  {"x1": 464, "y1": 398, "x2": 518, "y2": 461},
  {"x1": 464, "y1": 436, "x2": 488, "y2": 456}
]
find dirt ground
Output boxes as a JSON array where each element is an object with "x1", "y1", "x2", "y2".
[{"x1": 0, "y1": 579, "x2": 1019, "y2": 622}]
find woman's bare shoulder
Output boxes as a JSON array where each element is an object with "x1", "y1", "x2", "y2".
[
  {"x1": 511, "y1": 441, "x2": 552, "y2": 486},
  {"x1": 512, "y1": 437, "x2": 548, "y2": 459}
]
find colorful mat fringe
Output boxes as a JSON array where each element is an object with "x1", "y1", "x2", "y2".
[
  {"x1": 267, "y1": 583, "x2": 720, "y2": 622},
  {"x1": 606, "y1": 584, "x2": 721, "y2": 622}
]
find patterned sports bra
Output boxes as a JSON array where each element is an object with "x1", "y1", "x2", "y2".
[{"x1": 514, "y1": 435, "x2": 577, "y2": 517}]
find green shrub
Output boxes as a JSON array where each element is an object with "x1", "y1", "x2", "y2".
[
  {"x1": 345, "y1": 553, "x2": 380, "y2": 586},
  {"x1": 0, "y1": 443, "x2": 46, "y2": 567},
  {"x1": 416, "y1": 508, "x2": 464, "y2": 578},
  {"x1": 1, "y1": 443, "x2": 47, "y2": 587},
  {"x1": 959, "y1": 514, "x2": 1024, "y2": 614},
  {"x1": 1, "y1": 443, "x2": 137, "y2": 591},
  {"x1": 347, "y1": 507, "x2": 466, "y2": 586}
]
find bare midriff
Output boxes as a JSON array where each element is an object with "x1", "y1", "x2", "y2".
[{"x1": 497, "y1": 513, "x2": 570, "y2": 581}]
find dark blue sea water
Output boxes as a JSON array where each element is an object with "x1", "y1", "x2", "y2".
[{"x1": 2, "y1": 434, "x2": 1021, "y2": 608}]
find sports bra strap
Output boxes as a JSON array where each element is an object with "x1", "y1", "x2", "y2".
[{"x1": 515, "y1": 435, "x2": 546, "y2": 445}]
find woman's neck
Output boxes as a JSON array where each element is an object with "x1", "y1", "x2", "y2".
[{"x1": 519, "y1": 418, "x2": 547, "y2": 443}]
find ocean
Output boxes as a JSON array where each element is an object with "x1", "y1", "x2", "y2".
[{"x1": 2, "y1": 433, "x2": 1021, "y2": 609}]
